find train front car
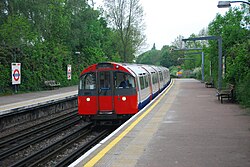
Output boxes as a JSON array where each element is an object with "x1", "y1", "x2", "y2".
[{"x1": 78, "y1": 62, "x2": 138, "y2": 124}]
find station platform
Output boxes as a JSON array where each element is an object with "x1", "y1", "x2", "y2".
[
  {"x1": 0, "y1": 86, "x2": 78, "y2": 115},
  {"x1": 71, "y1": 79, "x2": 250, "y2": 167}
]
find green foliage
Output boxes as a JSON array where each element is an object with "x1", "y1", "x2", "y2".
[
  {"x1": 169, "y1": 66, "x2": 178, "y2": 77},
  {"x1": 0, "y1": 59, "x2": 11, "y2": 94},
  {"x1": 0, "y1": 0, "x2": 128, "y2": 95},
  {"x1": 83, "y1": 47, "x2": 106, "y2": 65},
  {"x1": 237, "y1": 72, "x2": 250, "y2": 108},
  {"x1": 0, "y1": 15, "x2": 36, "y2": 47},
  {"x1": 160, "y1": 45, "x2": 180, "y2": 68},
  {"x1": 193, "y1": 67, "x2": 202, "y2": 80},
  {"x1": 136, "y1": 49, "x2": 161, "y2": 65},
  {"x1": 226, "y1": 40, "x2": 250, "y2": 107},
  {"x1": 136, "y1": 45, "x2": 181, "y2": 68},
  {"x1": 226, "y1": 41, "x2": 250, "y2": 84}
]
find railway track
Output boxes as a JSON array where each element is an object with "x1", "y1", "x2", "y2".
[
  {"x1": 10, "y1": 123, "x2": 93, "y2": 166},
  {"x1": 0, "y1": 110, "x2": 80, "y2": 164},
  {"x1": 0, "y1": 111, "x2": 78, "y2": 147},
  {"x1": 15, "y1": 127, "x2": 111, "y2": 167},
  {"x1": 55, "y1": 129, "x2": 110, "y2": 167},
  {"x1": 0, "y1": 109, "x2": 116, "y2": 167}
]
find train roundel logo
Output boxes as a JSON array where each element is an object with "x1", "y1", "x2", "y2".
[{"x1": 13, "y1": 69, "x2": 20, "y2": 81}]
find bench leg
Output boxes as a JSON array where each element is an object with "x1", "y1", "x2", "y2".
[{"x1": 220, "y1": 95, "x2": 233, "y2": 103}]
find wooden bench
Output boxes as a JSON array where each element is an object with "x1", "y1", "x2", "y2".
[
  {"x1": 216, "y1": 83, "x2": 234, "y2": 103},
  {"x1": 205, "y1": 78, "x2": 214, "y2": 88},
  {"x1": 44, "y1": 80, "x2": 60, "y2": 89}
]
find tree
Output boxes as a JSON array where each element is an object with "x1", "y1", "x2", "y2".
[
  {"x1": 171, "y1": 35, "x2": 185, "y2": 49},
  {"x1": 0, "y1": 0, "x2": 121, "y2": 94},
  {"x1": 136, "y1": 49, "x2": 161, "y2": 65},
  {"x1": 103, "y1": 0, "x2": 145, "y2": 62},
  {"x1": 160, "y1": 45, "x2": 181, "y2": 68},
  {"x1": 152, "y1": 43, "x2": 156, "y2": 50}
]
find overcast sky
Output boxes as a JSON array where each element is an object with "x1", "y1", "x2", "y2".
[
  {"x1": 94, "y1": 0, "x2": 237, "y2": 51},
  {"x1": 142, "y1": 0, "x2": 229, "y2": 49}
]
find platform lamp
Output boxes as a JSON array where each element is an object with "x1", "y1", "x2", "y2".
[{"x1": 217, "y1": 1, "x2": 250, "y2": 8}]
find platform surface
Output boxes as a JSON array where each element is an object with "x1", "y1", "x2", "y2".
[
  {"x1": 0, "y1": 86, "x2": 78, "y2": 115},
  {"x1": 72, "y1": 79, "x2": 250, "y2": 167}
]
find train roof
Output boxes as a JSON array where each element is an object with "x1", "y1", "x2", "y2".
[
  {"x1": 80, "y1": 62, "x2": 168, "y2": 77},
  {"x1": 121, "y1": 63, "x2": 149, "y2": 76}
]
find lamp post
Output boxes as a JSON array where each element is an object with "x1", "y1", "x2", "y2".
[{"x1": 217, "y1": 1, "x2": 250, "y2": 8}]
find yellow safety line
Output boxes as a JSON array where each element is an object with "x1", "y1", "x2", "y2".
[{"x1": 84, "y1": 80, "x2": 174, "y2": 167}]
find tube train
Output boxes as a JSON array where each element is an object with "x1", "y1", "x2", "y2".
[{"x1": 78, "y1": 62, "x2": 170, "y2": 124}]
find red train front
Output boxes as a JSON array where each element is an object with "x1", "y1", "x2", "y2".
[{"x1": 78, "y1": 62, "x2": 138, "y2": 123}]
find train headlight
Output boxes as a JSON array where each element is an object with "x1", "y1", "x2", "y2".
[
  {"x1": 86, "y1": 97, "x2": 90, "y2": 102},
  {"x1": 122, "y1": 96, "x2": 126, "y2": 101}
]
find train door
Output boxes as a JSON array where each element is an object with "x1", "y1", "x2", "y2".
[
  {"x1": 97, "y1": 71, "x2": 114, "y2": 113},
  {"x1": 113, "y1": 71, "x2": 137, "y2": 114}
]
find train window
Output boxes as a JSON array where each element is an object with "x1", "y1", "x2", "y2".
[
  {"x1": 159, "y1": 72, "x2": 163, "y2": 81},
  {"x1": 115, "y1": 72, "x2": 135, "y2": 89},
  {"x1": 80, "y1": 73, "x2": 96, "y2": 90},
  {"x1": 99, "y1": 71, "x2": 111, "y2": 89},
  {"x1": 164, "y1": 71, "x2": 167, "y2": 80},
  {"x1": 139, "y1": 76, "x2": 145, "y2": 90},
  {"x1": 145, "y1": 75, "x2": 149, "y2": 88},
  {"x1": 151, "y1": 73, "x2": 156, "y2": 84},
  {"x1": 153, "y1": 73, "x2": 158, "y2": 84}
]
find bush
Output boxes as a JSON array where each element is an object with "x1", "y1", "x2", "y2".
[{"x1": 236, "y1": 73, "x2": 250, "y2": 108}]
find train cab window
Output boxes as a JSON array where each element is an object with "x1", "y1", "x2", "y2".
[
  {"x1": 80, "y1": 73, "x2": 96, "y2": 90},
  {"x1": 115, "y1": 72, "x2": 135, "y2": 89},
  {"x1": 99, "y1": 71, "x2": 111, "y2": 89}
]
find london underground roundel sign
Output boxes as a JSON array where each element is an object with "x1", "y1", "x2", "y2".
[{"x1": 12, "y1": 63, "x2": 21, "y2": 85}]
